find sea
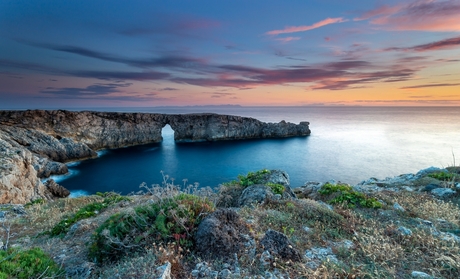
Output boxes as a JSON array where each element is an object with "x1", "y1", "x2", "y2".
[{"x1": 50, "y1": 106, "x2": 460, "y2": 197}]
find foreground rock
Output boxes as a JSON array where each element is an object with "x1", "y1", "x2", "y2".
[
  {"x1": 0, "y1": 110, "x2": 310, "y2": 204},
  {"x1": 194, "y1": 209, "x2": 251, "y2": 260},
  {"x1": 260, "y1": 229, "x2": 302, "y2": 262}
]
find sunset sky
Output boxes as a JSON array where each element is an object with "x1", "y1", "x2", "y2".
[{"x1": 1, "y1": 0, "x2": 459, "y2": 108}]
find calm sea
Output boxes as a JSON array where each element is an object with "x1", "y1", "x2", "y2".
[{"x1": 53, "y1": 106, "x2": 460, "y2": 196}]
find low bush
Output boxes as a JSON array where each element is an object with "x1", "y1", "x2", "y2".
[
  {"x1": 237, "y1": 169, "x2": 270, "y2": 187},
  {"x1": 49, "y1": 192, "x2": 131, "y2": 236},
  {"x1": 428, "y1": 171, "x2": 456, "y2": 181},
  {"x1": 319, "y1": 183, "x2": 382, "y2": 209},
  {"x1": 0, "y1": 247, "x2": 63, "y2": 278},
  {"x1": 89, "y1": 193, "x2": 215, "y2": 263},
  {"x1": 266, "y1": 182, "x2": 285, "y2": 195}
]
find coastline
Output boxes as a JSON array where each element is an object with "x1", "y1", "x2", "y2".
[{"x1": 0, "y1": 110, "x2": 310, "y2": 204}]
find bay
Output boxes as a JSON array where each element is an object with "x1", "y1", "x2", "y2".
[{"x1": 56, "y1": 106, "x2": 460, "y2": 196}]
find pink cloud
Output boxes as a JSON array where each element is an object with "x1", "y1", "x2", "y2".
[
  {"x1": 359, "y1": 0, "x2": 460, "y2": 31},
  {"x1": 275, "y1": 37, "x2": 301, "y2": 43},
  {"x1": 354, "y1": 5, "x2": 402, "y2": 21},
  {"x1": 266, "y1": 17, "x2": 347, "y2": 35}
]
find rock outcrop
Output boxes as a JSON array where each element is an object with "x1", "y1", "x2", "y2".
[
  {"x1": 194, "y1": 209, "x2": 251, "y2": 260},
  {"x1": 0, "y1": 110, "x2": 310, "y2": 204}
]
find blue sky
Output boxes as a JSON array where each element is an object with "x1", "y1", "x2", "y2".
[{"x1": 1, "y1": 0, "x2": 459, "y2": 108}]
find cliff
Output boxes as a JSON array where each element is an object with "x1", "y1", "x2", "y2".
[{"x1": 0, "y1": 110, "x2": 310, "y2": 203}]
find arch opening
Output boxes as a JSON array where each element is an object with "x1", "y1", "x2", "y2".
[{"x1": 161, "y1": 124, "x2": 175, "y2": 144}]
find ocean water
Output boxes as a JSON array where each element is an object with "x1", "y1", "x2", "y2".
[{"x1": 58, "y1": 106, "x2": 460, "y2": 195}]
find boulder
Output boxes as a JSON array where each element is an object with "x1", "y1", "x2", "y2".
[
  {"x1": 238, "y1": 185, "x2": 274, "y2": 207},
  {"x1": 45, "y1": 179, "x2": 70, "y2": 198},
  {"x1": 259, "y1": 229, "x2": 302, "y2": 262},
  {"x1": 431, "y1": 187, "x2": 456, "y2": 198},
  {"x1": 421, "y1": 183, "x2": 440, "y2": 192},
  {"x1": 294, "y1": 181, "x2": 323, "y2": 199},
  {"x1": 194, "y1": 209, "x2": 250, "y2": 260}
]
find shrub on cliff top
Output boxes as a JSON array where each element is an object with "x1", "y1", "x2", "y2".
[
  {"x1": 0, "y1": 247, "x2": 63, "y2": 278},
  {"x1": 319, "y1": 183, "x2": 382, "y2": 209},
  {"x1": 89, "y1": 193, "x2": 215, "y2": 263},
  {"x1": 237, "y1": 169, "x2": 271, "y2": 187}
]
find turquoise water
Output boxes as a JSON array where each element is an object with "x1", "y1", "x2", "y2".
[{"x1": 56, "y1": 106, "x2": 460, "y2": 195}]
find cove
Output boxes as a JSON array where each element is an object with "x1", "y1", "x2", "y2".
[{"x1": 60, "y1": 125, "x2": 313, "y2": 195}]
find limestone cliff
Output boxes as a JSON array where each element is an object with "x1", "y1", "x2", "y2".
[
  {"x1": 0, "y1": 110, "x2": 310, "y2": 203},
  {"x1": 168, "y1": 113, "x2": 311, "y2": 142}
]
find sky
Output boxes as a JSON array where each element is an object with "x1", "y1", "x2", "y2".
[{"x1": 1, "y1": 0, "x2": 460, "y2": 108}]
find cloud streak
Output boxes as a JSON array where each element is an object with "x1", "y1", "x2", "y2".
[
  {"x1": 400, "y1": 83, "x2": 460, "y2": 89},
  {"x1": 386, "y1": 36, "x2": 460, "y2": 52},
  {"x1": 266, "y1": 17, "x2": 347, "y2": 35}
]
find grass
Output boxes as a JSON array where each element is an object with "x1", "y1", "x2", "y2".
[
  {"x1": 318, "y1": 182, "x2": 383, "y2": 209},
  {"x1": 0, "y1": 247, "x2": 63, "y2": 278},
  {"x1": 48, "y1": 192, "x2": 131, "y2": 236}
]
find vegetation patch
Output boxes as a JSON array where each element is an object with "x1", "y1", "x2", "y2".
[
  {"x1": 428, "y1": 171, "x2": 457, "y2": 181},
  {"x1": 319, "y1": 183, "x2": 382, "y2": 209},
  {"x1": 89, "y1": 193, "x2": 215, "y2": 263},
  {"x1": 49, "y1": 192, "x2": 131, "y2": 236},
  {"x1": 266, "y1": 182, "x2": 285, "y2": 195},
  {"x1": 0, "y1": 248, "x2": 63, "y2": 278},
  {"x1": 237, "y1": 169, "x2": 270, "y2": 187},
  {"x1": 24, "y1": 198, "x2": 45, "y2": 208}
]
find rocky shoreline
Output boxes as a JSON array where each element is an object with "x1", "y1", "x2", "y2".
[{"x1": 0, "y1": 110, "x2": 310, "y2": 204}]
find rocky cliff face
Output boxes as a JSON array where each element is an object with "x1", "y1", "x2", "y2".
[
  {"x1": 168, "y1": 113, "x2": 310, "y2": 142},
  {"x1": 0, "y1": 110, "x2": 310, "y2": 203}
]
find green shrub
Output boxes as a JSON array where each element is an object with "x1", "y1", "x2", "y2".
[
  {"x1": 237, "y1": 169, "x2": 270, "y2": 187},
  {"x1": 49, "y1": 193, "x2": 131, "y2": 236},
  {"x1": 428, "y1": 172, "x2": 456, "y2": 181},
  {"x1": 266, "y1": 182, "x2": 285, "y2": 195},
  {"x1": 0, "y1": 248, "x2": 63, "y2": 278},
  {"x1": 319, "y1": 183, "x2": 382, "y2": 209},
  {"x1": 89, "y1": 193, "x2": 215, "y2": 263}
]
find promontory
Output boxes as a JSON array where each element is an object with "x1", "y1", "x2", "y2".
[{"x1": 0, "y1": 110, "x2": 310, "y2": 204}]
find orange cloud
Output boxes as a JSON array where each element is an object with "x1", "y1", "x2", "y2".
[{"x1": 266, "y1": 17, "x2": 347, "y2": 35}]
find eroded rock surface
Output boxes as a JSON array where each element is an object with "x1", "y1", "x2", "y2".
[{"x1": 194, "y1": 209, "x2": 250, "y2": 260}]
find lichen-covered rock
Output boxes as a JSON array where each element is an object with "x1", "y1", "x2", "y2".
[
  {"x1": 194, "y1": 209, "x2": 250, "y2": 260},
  {"x1": 238, "y1": 185, "x2": 274, "y2": 207},
  {"x1": 260, "y1": 229, "x2": 302, "y2": 262},
  {"x1": 261, "y1": 169, "x2": 297, "y2": 199},
  {"x1": 293, "y1": 181, "x2": 323, "y2": 199},
  {"x1": 431, "y1": 187, "x2": 456, "y2": 198}
]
